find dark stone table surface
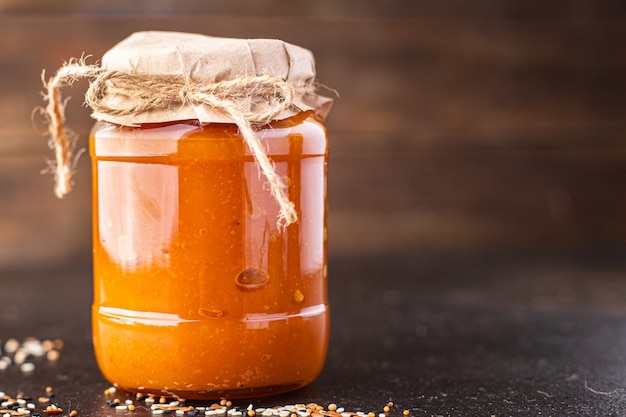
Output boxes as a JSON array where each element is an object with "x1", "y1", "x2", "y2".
[{"x1": 2, "y1": 247, "x2": 626, "y2": 416}]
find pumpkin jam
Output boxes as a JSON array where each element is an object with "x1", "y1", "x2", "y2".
[{"x1": 90, "y1": 112, "x2": 329, "y2": 399}]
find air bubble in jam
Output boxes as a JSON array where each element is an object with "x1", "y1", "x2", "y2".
[
  {"x1": 248, "y1": 207, "x2": 266, "y2": 220},
  {"x1": 235, "y1": 267, "x2": 270, "y2": 291},
  {"x1": 198, "y1": 308, "x2": 227, "y2": 319}
]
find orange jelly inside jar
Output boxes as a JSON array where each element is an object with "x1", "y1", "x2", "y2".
[{"x1": 90, "y1": 111, "x2": 329, "y2": 399}]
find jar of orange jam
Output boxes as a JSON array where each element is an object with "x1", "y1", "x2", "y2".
[
  {"x1": 90, "y1": 109, "x2": 329, "y2": 399},
  {"x1": 41, "y1": 31, "x2": 333, "y2": 399}
]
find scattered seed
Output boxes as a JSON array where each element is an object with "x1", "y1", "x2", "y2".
[
  {"x1": 69, "y1": 410, "x2": 78, "y2": 417},
  {"x1": 46, "y1": 350, "x2": 60, "y2": 362},
  {"x1": 44, "y1": 404, "x2": 63, "y2": 415},
  {"x1": 4, "y1": 339, "x2": 19, "y2": 354},
  {"x1": 402, "y1": 411, "x2": 409, "y2": 416},
  {"x1": 14, "y1": 350, "x2": 28, "y2": 365},
  {"x1": 20, "y1": 362, "x2": 35, "y2": 373},
  {"x1": 128, "y1": 404, "x2": 136, "y2": 412},
  {"x1": 42, "y1": 340, "x2": 54, "y2": 352}
]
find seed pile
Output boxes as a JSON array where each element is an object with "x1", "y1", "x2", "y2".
[
  {"x1": 0, "y1": 338, "x2": 63, "y2": 373},
  {"x1": 104, "y1": 390, "x2": 411, "y2": 417},
  {"x1": 0, "y1": 387, "x2": 77, "y2": 417}
]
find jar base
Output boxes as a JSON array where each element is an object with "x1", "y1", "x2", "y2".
[
  {"x1": 93, "y1": 304, "x2": 329, "y2": 400},
  {"x1": 112, "y1": 381, "x2": 312, "y2": 401}
]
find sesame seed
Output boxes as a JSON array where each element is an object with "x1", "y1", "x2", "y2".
[
  {"x1": 42, "y1": 340, "x2": 54, "y2": 352},
  {"x1": 14, "y1": 350, "x2": 28, "y2": 365},
  {"x1": 20, "y1": 362, "x2": 35, "y2": 373},
  {"x1": 128, "y1": 404, "x2": 136, "y2": 412},
  {"x1": 4, "y1": 338, "x2": 19, "y2": 354},
  {"x1": 46, "y1": 350, "x2": 60, "y2": 362},
  {"x1": 383, "y1": 406, "x2": 390, "y2": 413},
  {"x1": 70, "y1": 410, "x2": 78, "y2": 417},
  {"x1": 402, "y1": 411, "x2": 409, "y2": 416}
]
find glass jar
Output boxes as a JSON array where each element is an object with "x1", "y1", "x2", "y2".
[{"x1": 90, "y1": 110, "x2": 329, "y2": 399}]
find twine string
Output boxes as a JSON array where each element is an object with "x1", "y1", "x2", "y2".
[{"x1": 42, "y1": 60, "x2": 299, "y2": 227}]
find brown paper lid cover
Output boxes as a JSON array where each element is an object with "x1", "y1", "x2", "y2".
[{"x1": 93, "y1": 31, "x2": 333, "y2": 126}]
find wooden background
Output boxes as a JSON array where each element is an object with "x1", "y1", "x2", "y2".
[{"x1": 0, "y1": 0, "x2": 625, "y2": 269}]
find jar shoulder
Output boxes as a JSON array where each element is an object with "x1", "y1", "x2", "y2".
[{"x1": 90, "y1": 112, "x2": 328, "y2": 158}]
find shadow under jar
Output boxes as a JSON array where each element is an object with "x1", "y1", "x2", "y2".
[{"x1": 90, "y1": 110, "x2": 329, "y2": 399}]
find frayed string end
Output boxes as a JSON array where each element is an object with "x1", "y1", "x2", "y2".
[{"x1": 41, "y1": 59, "x2": 101, "y2": 198}]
